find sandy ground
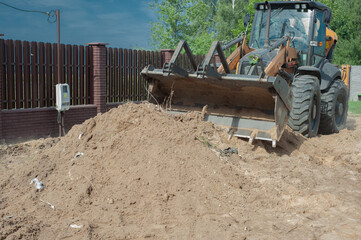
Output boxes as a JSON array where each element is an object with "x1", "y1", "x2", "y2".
[{"x1": 0, "y1": 103, "x2": 360, "y2": 240}]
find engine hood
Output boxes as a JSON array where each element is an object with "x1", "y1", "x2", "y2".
[{"x1": 238, "y1": 48, "x2": 279, "y2": 76}]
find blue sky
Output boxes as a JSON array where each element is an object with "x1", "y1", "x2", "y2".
[{"x1": 0, "y1": 0, "x2": 156, "y2": 49}]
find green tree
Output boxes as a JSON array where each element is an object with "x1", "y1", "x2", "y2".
[
  {"x1": 149, "y1": 0, "x2": 215, "y2": 54},
  {"x1": 214, "y1": 0, "x2": 248, "y2": 42},
  {"x1": 325, "y1": 0, "x2": 361, "y2": 65},
  {"x1": 149, "y1": 0, "x2": 189, "y2": 50}
]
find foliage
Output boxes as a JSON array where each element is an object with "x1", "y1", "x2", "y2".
[
  {"x1": 318, "y1": 0, "x2": 361, "y2": 65},
  {"x1": 149, "y1": 0, "x2": 214, "y2": 55},
  {"x1": 333, "y1": 35, "x2": 361, "y2": 65},
  {"x1": 214, "y1": 0, "x2": 248, "y2": 41}
]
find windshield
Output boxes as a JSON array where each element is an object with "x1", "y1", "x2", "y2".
[{"x1": 250, "y1": 9, "x2": 312, "y2": 52}]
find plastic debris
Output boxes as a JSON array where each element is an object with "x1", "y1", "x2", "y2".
[
  {"x1": 78, "y1": 133, "x2": 83, "y2": 140},
  {"x1": 30, "y1": 177, "x2": 44, "y2": 191},
  {"x1": 71, "y1": 152, "x2": 84, "y2": 161},
  {"x1": 3, "y1": 215, "x2": 13, "y2": 220},
  {"x1": 70, "y1": 224, "x2": 83, "y2": 229},
  {"x1": 40, "y1": 198, "x2": 55, "y2": 210},
  {"x1": 219, "y1": 147, "x2": 238, "y2": 156}
]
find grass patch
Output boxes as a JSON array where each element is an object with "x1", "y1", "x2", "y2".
[
  {"x1": 199, "y1": 136, "x2": 213, "y2": 148},
  {"x1": 348, "y1": 101, "x2": 361, "y2": 115}
]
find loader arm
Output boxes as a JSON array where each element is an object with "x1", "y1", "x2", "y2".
[
  {"x1": 217, "y1": 36, "x2": 254, "y2": 73},
  {"x1": 264, "y1": 39, "x2": 298, "y2": 77}
]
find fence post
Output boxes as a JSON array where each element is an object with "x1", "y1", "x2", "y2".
[
  {"x1": 160, "y1": 49, "x2": 174, "y2": 64},
  {"x1": 87, "y1": 42, "x2": 108, "y2": 114}
]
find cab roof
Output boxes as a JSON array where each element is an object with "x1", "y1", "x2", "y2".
[{"x1": 254, "y1": 1, "x2": 330, "y2": 11}]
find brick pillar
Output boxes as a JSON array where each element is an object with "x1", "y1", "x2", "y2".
[
  {"x1": 0, "y1": 56, "x2": 2, "y2": 141},
  {"x1": 214, "y1": 53, "x2": 221, "y2": 64},
  {"x1": 87, "y1": 42, "x2": 108, "y2": 114},
  {"x1": 0, "y1": 88, "x2": 2, "y2": 141},
  {"x1": 160, "y1": 49, "x2": 175, "y2": 64}
]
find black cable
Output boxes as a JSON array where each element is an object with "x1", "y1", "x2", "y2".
[{"x1": 0, "y1": 1, "x2": 57, "y2": 23}]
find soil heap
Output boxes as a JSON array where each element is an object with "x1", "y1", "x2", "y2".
[{"x1": 0, "y1": 102, "x2": 360, "y2": 240}]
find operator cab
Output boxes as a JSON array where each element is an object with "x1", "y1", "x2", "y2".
[{"x1": 249, "y1": 1, "x2": 332, "y2": 66}]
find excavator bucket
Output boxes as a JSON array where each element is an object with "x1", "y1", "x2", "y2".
[{"x1": 141, "y1": 41, "x2": 291, "y2": 147}]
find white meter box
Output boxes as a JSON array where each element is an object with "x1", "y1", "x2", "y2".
[{"x1": 56, "y1": 83, "x2": 70, "y2": 111}]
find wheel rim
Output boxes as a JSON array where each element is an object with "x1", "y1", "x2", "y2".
[{"x1": 335, "y1": 92, "x2": 345, "y2": 125}]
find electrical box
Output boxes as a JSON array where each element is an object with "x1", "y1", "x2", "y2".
[{"x1": 56, "y1": 83, "x2": 70, "y2": 111}]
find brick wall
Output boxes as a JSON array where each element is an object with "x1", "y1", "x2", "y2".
[{"x1": 2, "y1": 105, "x2": 97, "y2": 141}]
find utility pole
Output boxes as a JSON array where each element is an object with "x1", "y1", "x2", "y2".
[
  {"x1": 56, "y1": 10, "x2": 60, "y2": 85},
  {"x1": 55, "y1": 10, "x2": 65, "y2": 137}
]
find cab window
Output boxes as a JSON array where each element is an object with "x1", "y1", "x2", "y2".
[{"x1": 312, "y1": 10, "x2": 326, "y2": 66}]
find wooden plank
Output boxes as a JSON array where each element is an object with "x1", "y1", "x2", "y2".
[
  {"x1": 124, "y1": 49, "x2": 128, "y2": 100},
  {"x1": 31, "y1": 41, "x2": 38, "y2": 108},
  {"x1": 78, "y1": 46, "x2": 86, "y2": 104},
  {"x1": 146, "y1": 50, "x2": 151, "y2": 100},
  {"x1": 137, "y1": 50, "x2": 141, "y2": 101},
  {"x1": 133, "y1": 50, "x2": 137, "y2": 101},
  {"x1": 146, "y1": 50, "x2": 150, "y2": 99},
  {"x1": 138, "y1": 51, "x2": 142, "y2": 100},
  {"x1": 129, "y1": 49, "x2": 133, "y2": 101},
  {"x1": 119, "y1": 48, "x2": 123, "y2": 101},
  {"x1": 45, "y1": 43, "x2": 53, "y2": 107},
  {"x1": 38, "y1": 42, "x2": 45, "y2": 107},
  {"x1": 72, "y1": 45, "x2": 78, "y2": 106},
  {"x1": 114, "y1": 48, "x2": 119, "y2": 102},
  {"x1": 151, "y1": 51, "x2": 155, "y2": 70},
  {"x1": 66, "y1": 44, "x2": 72, "y2": 105},
  {"x1": 0, "y1": 39, "x2": 6, "y2": 109},
  {"x1": 141, "y1": 50, "x2": 146, "y2": 100},
  {"x1": 52, "y1": 43, "x2": 58, "y2": 85},
  {"x1": 109, "y1": 47, "x2": 113, "y2": 103},
  {"x1": 79, "y1": 45, "x2": 84, "y2": 105},
  {"x1": 23, "y1": 41, "x2": 30, "y2": 108},
  {"x1": 182, "y1": 53, "x2": 187, "y2": 69},
  {"x1": 137, "y1": 50, "x2": 142, "y2": 101},
  {"x1": 86, "y1": 46, "x2": 91, "y2": 104},
  {"x1": 15, "y1": 40, "x2": 23, "y2": 108},
  {"x1": 6, "y1": 40, "x2": 15, "y2": 109},
  {"x1": 60, "y1": 44, "x2": 65, "y2": 83},
  {"x1": 157, "y1": 52, "x2": 161, "y2": 69}
]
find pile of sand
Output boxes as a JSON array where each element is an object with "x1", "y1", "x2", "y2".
[{"x1": 0, "y1": 103, "x2": 360, "y2": 239}]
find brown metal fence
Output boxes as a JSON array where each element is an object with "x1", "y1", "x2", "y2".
[
  {"x1": 0, "y1": 39, "x2": 91, "y2": 110},
  {"x1": 106, "y1": 48, "x2": 163, "y2": 103},
  {"x1": 0, "y1": 39, "x2": 205, "y2": 109},
  {"x1": 106, "y1": 48, "x2": 204, "y2": 103},
  {"x1": 174, "y1": 53, "x2": 204, "y2": 72}
]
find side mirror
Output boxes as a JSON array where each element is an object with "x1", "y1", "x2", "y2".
[
  {"x1": 323, "y1": 9, "x2": 332, "y2": 24},
  {"x1": 244, "y1": 13, "x2": 251, "y2": 27}
]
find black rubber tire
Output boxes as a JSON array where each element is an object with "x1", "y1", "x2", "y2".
[
  {"x1": 288, "y1": 75, "x2": 321, "y2": 137},
  {"x1": 318, "y1": 79, "x2": 348, "y2": 134}
]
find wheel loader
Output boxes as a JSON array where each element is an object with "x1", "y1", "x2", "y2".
[{"x1": 141, "y1": 0, "x2": 351, "y2": 147}]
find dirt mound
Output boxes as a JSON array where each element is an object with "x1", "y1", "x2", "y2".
[{"x1": 0, "y1": 103, "x2": 360, "y2": 239}]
